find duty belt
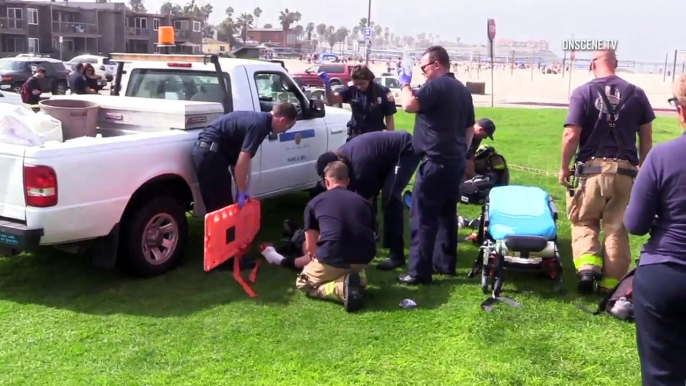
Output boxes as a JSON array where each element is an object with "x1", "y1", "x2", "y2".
[
  {"x1": 197, "y1": 141, "x2": 220, "y2": 152},
  {"x1": 576, "y1": 164, "x2": 637, "y2": 178}
]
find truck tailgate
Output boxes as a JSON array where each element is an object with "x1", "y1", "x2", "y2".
[{"x1": 0, "y1": 145, "x2": 26, "y2": 221}]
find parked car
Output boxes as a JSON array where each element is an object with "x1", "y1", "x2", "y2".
[
  {"x1": 291, "y1": 63, "x2": 355, "y2": 88},
  {"x1": 68, "y1": 54, "x2": 116, "y2": 81},
  {"x1": 0, "y1": 57, "x2": 69, "y2": 95},
  {"x1": 374, "y1": 75, "x2": 403, "y2": 106}
]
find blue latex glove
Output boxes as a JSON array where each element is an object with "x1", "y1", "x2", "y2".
[
  {"x1": 237, "y1": 192, "x2": 250, "y2": 208},
  {"x1": 318, "y1": 72, "x2": 331, "y2": 87},
  {"x1": 398, "y1": 66, "x2": 413, "y2": 88}
]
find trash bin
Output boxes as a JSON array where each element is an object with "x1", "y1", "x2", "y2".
[{"x1": 38, "y1": 99, "x2": 99, "y2": 141}]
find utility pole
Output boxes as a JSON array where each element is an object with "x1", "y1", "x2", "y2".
[{"x1": 364, "y1": 0, "x2": 371, "y2": 65}]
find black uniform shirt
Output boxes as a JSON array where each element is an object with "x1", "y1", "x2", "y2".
[
  {"x1": 304, "y1": 186, "x2": 376, "y2": 268},
  {"x1": 197, "y1": 111, "x2": 272, "y2": 165},
  {"x1": 413, "y1": 73, "x2": 475, "y2": 163},
  {"x1": 337, "y1": 131, "x2": 413, "y2": 199},
  {"x1": 339, "y1": 82, "x2": 397, "y2": 135}
]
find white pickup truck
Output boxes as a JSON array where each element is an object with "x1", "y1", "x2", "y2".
[{"x1": 0, "y1": 53, "x2": 351, "y2": 276}]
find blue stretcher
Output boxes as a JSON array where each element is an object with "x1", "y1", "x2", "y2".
[{"x1": 467, "y1": 185, "x2": 564, "y2": 311}]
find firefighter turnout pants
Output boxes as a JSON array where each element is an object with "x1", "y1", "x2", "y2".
[
  {"x1": 296, "y1": 259, "x2": 368, "y2": 303},
  {"x1": 566, "y1": 159, "x2": 636, "y2": 290}
]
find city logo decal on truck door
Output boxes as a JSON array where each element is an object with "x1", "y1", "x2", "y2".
[
  {"x1": 279, "y1": 129, "x2": 315, "y2": 143},
  {"x1": 280, "y1": 129, "x2": 315, "y2": 155}
]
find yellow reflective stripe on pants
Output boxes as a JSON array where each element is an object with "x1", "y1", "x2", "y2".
[
  {"x1": 574, "y1": 253, "x2": 603, "y2": 270},
  {"x1": 320, "y1": 281, "x2": 339, "y2": 301},
  {"x1": 492, "y1": 164, "x2": 505, "y2": 169},
  {"x1": 600, "y1": 277, "x2": 619, "y2": 290}
]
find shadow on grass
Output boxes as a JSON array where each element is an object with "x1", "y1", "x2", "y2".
[
  {"x1": 453, "y1": 235, "x2": 590, "y2": 305},
  {"x1": 0, "y1": 194, "x2": 314, "y2": 317},
  {"x1": 360, "y1": 269, "x2": 468, "y2": 312}
]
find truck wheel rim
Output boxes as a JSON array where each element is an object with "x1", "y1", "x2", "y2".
[{"x1": 141, "y1": 213, "x2": 179, "y2": 266}]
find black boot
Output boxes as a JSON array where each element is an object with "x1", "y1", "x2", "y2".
[
  {"x1": 376, "y1": 253, "x2": 405, "y2": 271},
  {"x1": 344, "y1": 272, "x2": 364, "y2": 312},
  {"x1": 577, "y1": 270, "x2": 596, "y2": 294}
]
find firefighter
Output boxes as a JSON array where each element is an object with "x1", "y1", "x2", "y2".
[{"x1": 559, "y1": 49, "x2": 654, "y2": 294}]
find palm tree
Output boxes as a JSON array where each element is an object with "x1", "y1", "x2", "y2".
[
  {"x1": 236, "y1": 13, "x2": 253, "y2": 43},
  {"x1": 352, "y1": 26, "x2": 360, "y2": 39},
  {"x1": 374, "y1": 25, "x2": 382, "y2": 46},
  {"x1": 359, "y1": 18, "x2": 367, "y2": 30},
  {"x1": 294, "y1": 25, "x2": 304, "y2": 40},
  {"x1": 293, "y1": 11, "x2": 302, "y2": 23},
  {"x1": 316, "y1": 23, "x2": 327, "y2": 48},
  {"x1": 253, "y1": 7, "x2": 262, "y2": 26},
  {"x1": 327, "y1": 32, "x2": 337, "y2": 52},
  {"x1": 278, "y1": 8, "x2": 295, "y2": 46},
  {"x1": 335, "y1": 27, "x2": 349, "y2": 53},
  {"x1": 225, "y1": 7, "x2": 233, "y2": 17},
  {"x1": 305, "y1": 23, "x2": 315, "y2": 41}
]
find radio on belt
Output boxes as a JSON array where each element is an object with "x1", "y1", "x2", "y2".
[{"x1": 48, "y1": 94, "x2": 223, "y2": 132}]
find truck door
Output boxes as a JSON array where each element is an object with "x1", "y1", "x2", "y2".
[{"x1": 249, "y1": 70, "x2": 326, "y2": 195}]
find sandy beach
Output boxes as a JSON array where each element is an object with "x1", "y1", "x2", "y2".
[{"x1": 281, "y1": 59, "x2": 676, "y2": 109}]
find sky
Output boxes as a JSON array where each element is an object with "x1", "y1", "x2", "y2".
[{"x1": 65, "y1": 0, "x2": 683, "y2": 63}]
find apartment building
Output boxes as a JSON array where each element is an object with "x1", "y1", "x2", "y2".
[{"x1": 0, "y1": 0, "x2": 203, "y2": 60}]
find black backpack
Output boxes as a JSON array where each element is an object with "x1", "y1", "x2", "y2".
[{"x1": 577, "y1": 268, "x2": 635, "y2": 321}]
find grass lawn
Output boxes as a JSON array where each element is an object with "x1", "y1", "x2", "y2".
[{"x1": 0, "y1": 108, "x2": 680, "y2": 386}]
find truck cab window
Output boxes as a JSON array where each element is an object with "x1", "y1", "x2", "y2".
[
  {"x1": 254, "y1": 72, "x2": 303, "y2": 113},
  {"x1": 125, "y1": 69, "x2": 230, "y2": 103}
]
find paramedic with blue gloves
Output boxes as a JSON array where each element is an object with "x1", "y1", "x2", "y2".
[
  {"x1": 319, "y1": 65, "x2": 397, "y2": 140},
  {"x1": 315, "y1": 131, "x2": 420, "y2": 270},
  {"x1": 560, "y1": 49, "x2": 654, "y2": 294},
  {"x1": 624, "y1": 74, "x2": 686, "y2": 386},
  {"x1": 191, "y1": 103, "x2": 297, "y2": 213},
  {"x1": 396, "y1": 45, "x2": 476, "y2": 285}
]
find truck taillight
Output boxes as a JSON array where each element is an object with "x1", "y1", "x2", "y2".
[{"x1": 23, "y1": 165, "x2": 57, "y2": 207}]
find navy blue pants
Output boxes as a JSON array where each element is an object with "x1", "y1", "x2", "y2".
[
  {"x1": 634, "y1": 262, "x2": 686, "y2": 386},
  {"x1": 380, "y1": 151, "x2": 420, "y2": 259},
  {"x1": 191, "y1": 145, "x2": 234, "y2": 213},
  {"x1": 408, "y1": 159, "x2": 464, "y2": 279}
]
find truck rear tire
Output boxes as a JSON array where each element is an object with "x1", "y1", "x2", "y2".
[{"x1": 118, "y1": 196, "x2": 189, "y2": 277}]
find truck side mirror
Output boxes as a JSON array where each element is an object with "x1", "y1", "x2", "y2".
[{"x1": 309, "y1": 99, "x2": 326, "y2": 118}]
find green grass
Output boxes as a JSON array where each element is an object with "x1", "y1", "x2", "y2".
[{"x1": 0, "y1": 109, "x2": 681, "y2": 385}]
